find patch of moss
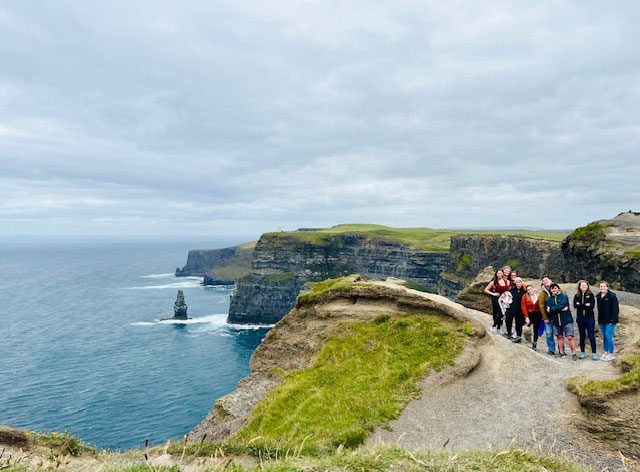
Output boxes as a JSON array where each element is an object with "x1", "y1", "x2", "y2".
[
  {"x1": 230, "y1": 313, "x2": 467, "y2": 455},
  {"x1": 570, "y1": 222, "x2": 611, "y2": 243},
  {"x1": 505, "y1": 259, "x2": 520, "y2": 269},
  {"x1": 568, "y1": 353, "x2": 640, "y2": 397},
  {"x1": 297, "y1": 275, "x2": 358, "y2": 304},
  {"x1": 404, "y1": 280, "x2": 429, "y2": 292},
  {"x1": 623, "y1": 246, "x2": 640, "y2": 259},
  {"x1": 264, "y1": 272, "x2": 293, "y2": 283}
]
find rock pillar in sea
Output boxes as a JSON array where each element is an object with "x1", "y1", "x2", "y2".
[{"x1": 174, "y1": 290, "x2": 188, "y2": 319}]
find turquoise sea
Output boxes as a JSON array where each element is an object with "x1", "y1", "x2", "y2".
[{"x1": 0, "y1": 237, "x2": 269, "y2": 450}]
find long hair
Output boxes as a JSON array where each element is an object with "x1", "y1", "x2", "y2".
[
  {"x1": 576, "y1": 279, "x2": 592, "y2": 295},
  {"x1": 493, "y1": 269, "x2": 504, "y2": 287}
]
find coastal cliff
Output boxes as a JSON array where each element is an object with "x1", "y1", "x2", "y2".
[
  {"x1": 175, "y1": 242, "x2": 255, "y2": 280},
  {"x1": 562, "y1": 211, "x2": 640, "y2": 292},
  {"x1": 441, "y1": 234, "x2": 568, "y2": 296},
  {"x1": 227, "y1": 231, "x2": 450, "y2": 324}
]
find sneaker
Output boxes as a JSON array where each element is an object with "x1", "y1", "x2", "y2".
[
  {"x1": 572, "y1": 353, "x2": 578, "y2": 361},
  {"x1": 609, "y1": 354, "x2": 615, "y2": 361},
  {"x1": 490, "y1": 326, "x2": 497, "y2": 334},
  {"x1": 511, "y1": 332, "x2": 517, "y2": 339},
  {"x1": 512, "y1": 336, "x2": 522, "y2": 344},
  {"x1": 578, "y1": 352, "x2": 586, "y2": 360},
  {"x1": 592, "y1": 353, "x2": 599, "y2": 361},
  {"x1": 532, "y1": 342, "x2": 537, "y2": 351},
  {"x1": 547, "y1": 350, "x2": 555, "y2": 356},
  {"x1": 559, "y1": 352, "x2": 567, "y2": 358},
  {"x1": 601, "y1": 353, "x2": 612, "y2": 362}
]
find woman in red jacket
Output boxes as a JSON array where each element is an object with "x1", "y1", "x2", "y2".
[{"x1": 521, "y1": 284, "x2": 542, "y2": 350}]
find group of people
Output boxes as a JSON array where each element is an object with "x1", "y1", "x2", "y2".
[{"x1": 483, "y1": 266, "x2": 620, "y2": 361}]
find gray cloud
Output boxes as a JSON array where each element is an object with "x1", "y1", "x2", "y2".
[{"x1": 1, "y1": 0, "x2": 639, "y2": 236}]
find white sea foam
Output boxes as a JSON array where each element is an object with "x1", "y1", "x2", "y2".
[
  {"x1": 158, "y1": 313, "x2": 227, "y2": 325},
  {"x1": 126, "y1": 277, "x2": 203, "y2": 290},
  {"x1": 132, "y1": 313, "x2": 274, "y2": 330},
  {"x1": 139, "y1": 273, "x2": 175, "y2": 279}
]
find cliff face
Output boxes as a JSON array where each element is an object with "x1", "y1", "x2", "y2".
[
  {"x1": 227, "y1": 233, "x2": 449, "y2": 324},
  {"x1": 562, "y1": 212, "x2": 640, "y2": 292},
  {"x1": 175, "y1": 243, "x2": 254, "y2": 279},
  {"x1": 445, "y1": 234, "x2": 567, "y2": 291}
]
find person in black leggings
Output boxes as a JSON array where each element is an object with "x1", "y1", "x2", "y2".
[
  {"x1": 505, "y1": 277, "x2": 526, "y2": 342},
  {"x1": 574, "y1": 280, "x2": 597, "y2": 360},
  {"x1": 484, "y1": 269, "x2": 510, "y2": 333},
  {"x1": 522, "y1": 284, "x2": 543, "y2": 350}
]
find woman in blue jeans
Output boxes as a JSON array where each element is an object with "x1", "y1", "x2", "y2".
[
  {"x1": 596, "y1": 280, "x2": 620, "y2": 362},
  {"x1": 573, "y1": 280, "x2": 598, "y2": 360}
]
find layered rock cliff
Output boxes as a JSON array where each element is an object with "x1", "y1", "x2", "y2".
[
  {"x1": 448, "y1": 234, "x2": 567, "y2": 281},
  {"x1": 175, "y1": 243, "x2": 255, "y2": 280},
  {"x1": 227, "y1": 233, "x2": 449, "y2": 324},
  {"x1": 562, "y1": 211, "x2": 640, "y2": 292}
]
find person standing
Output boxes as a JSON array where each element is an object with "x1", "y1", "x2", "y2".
[
  {"x1": 505, "y1": 277, "x2": 526, "y2": 342},
  {"x1": 546, "y1": 283, "x2": 577, "y2": 360},
  {"x1": 522, "y1": 285, "x2": 542, "y2": 350},
  {"x1": 596, "y1": 281, "x2": 620, "y2": 362},
  {"x1": 573, "y1": 280, "x2": 598, "y2": 360},
  {"x1": 538, "y1": 275, "x2": 556, "y2": 355},
  {"x1": 484, "y1": 269, "x2": 511, "y2": 334}
]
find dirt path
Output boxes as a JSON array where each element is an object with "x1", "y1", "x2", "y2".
[{"x1": 368, "y1": 281, "x2": 632, "y2": 471}]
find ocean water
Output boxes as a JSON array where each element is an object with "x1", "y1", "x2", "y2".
[{"x1": 0, "y1": 237, "x2": 269, "y2": 450}]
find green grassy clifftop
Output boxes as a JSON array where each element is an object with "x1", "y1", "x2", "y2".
[{"x1": 265, "y1": 224, "x2": 567, "y2": 252}]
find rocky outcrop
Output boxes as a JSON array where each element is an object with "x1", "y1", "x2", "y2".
[
  {"x1": 175, "y1": 244, "x2": 254, "y2": 280},
  {"x1": 174, "y1": 290, "x2": 188, "y2": 319},
  {"x1": 160, "y1": 290, "x2": 190, "y2": 321},
  {"x1": 194, "y1": 278, "x2": 484, "y2": 440},
  {"x1": 562, "y1": 211, "x2": 640, "y2": 292},
  {"x1": 227, "y1": 233, "x2": 449, "y2": 324},
  {"x1": 455, "y1": 266, "x2": 496, "y2": 314},
  {"x1": 203, "y1": 275, "x2": 234, "y2": 286}
]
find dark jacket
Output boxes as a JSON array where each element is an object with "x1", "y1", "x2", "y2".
[
  {"x1": 546, "y1": 292, "x2": 574, "y2": 327},
  {"x1": 506, "y1": 286, "x2": 526, "y2": 316},
  {"x1": 573, "y1": 292, "x2": 595, "y2": 318},
  {"x1": 596, "y1": 291, "x2": 619, "y2": 324}
]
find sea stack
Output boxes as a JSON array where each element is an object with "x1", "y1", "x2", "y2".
[{"x1": 173, "y1": 290, "x2": 188, "y2": 319}]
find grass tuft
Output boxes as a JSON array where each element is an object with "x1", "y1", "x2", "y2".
[
  {"x1": 164, "y1": 445, "x2": 583, "y2": 471},
  {"x1": 27, "y1": 430, "x2": 94, "y2": 457},
  {"x1": 264, "y1": 272, "x2": 294, "y2": 283},
  {"x1": 297, "y1": 275, "x2": 359, "y2": 304},
  {"x1": 568, "y1": 353, "x2": 640, "y2": 397}
]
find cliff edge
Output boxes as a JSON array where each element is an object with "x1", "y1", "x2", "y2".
[{"x1": 563, "y1": 211, "x2": 640, "y2": 292}]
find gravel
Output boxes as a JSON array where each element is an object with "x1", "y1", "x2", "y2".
[{"x1": 368, "y1": 286, "x2": 632, "y2": 471}]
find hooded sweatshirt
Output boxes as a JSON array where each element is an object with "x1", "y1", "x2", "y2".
[{"x1": 546, "y1": 291, "x2": 574, "y2": 327}]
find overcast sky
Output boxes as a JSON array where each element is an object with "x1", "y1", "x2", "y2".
[{"x1": 1, "y1": 1, "x2": 639, "y2": 237}]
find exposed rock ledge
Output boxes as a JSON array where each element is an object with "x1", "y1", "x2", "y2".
[{"x1": 192, "y1": 276, "x2": 486, "y2": 440}]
